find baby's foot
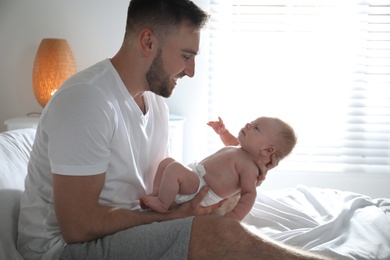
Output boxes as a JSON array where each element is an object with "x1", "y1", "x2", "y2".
[
  {"x1": 141, "y1": 196, "x2": 169, "y2": 213},
  {"x1": 139, "y1": 191, "x2": 160, "y2": 209},
  {"x1": 139, "y1": 197, "x2": 150, "y2": 210}
]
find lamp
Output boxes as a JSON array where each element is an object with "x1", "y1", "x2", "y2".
[{"x1": 32, "y1": 38, "x2": 76, "y2": 107}]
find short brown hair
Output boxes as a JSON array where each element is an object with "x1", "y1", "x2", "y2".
[{"x1": 125, "y1": 0, "x2": 210, "y2": 43}]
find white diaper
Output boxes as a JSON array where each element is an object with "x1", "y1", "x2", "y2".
[{"x1": 175, "y1": 161, "x2": 224, "y2": 207}]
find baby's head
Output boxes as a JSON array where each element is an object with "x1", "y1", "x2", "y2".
[
  {"x1": 238, "y1": 117, "x2": 297, "y2": 162},
  {"x1": 265, "y1": 117, "x2": 297, "y2": 160}
]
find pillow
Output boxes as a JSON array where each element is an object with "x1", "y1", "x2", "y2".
[
  {"x1": 0, "y1": 128, "x2": 36, "y2": 190},
  {"x1": 0, "y1": 189, "x2": 24, "y2": 260}
]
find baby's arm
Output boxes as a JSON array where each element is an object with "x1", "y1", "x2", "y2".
[
  {"x1": 207, "y1": 117, "x2": 239, "y2": 146},
  {"x1": 224, "y1": 172, "x2": 257, "y2": 221}
]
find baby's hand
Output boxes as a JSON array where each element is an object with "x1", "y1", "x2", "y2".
[{"x1": 207, "y1": 116, "x2": 227, "y2": 135}]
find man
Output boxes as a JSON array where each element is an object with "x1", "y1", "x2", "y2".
[{"x1": 18, "y1": 0, "x2": 328, "y2": 259}]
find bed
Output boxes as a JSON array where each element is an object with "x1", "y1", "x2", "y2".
[
  {"x1": 0, "y1": 128, "x2": 389, "y2": 259},
  {"x1": 243, "y1": 185, "x2": 390, "y2": 259}
]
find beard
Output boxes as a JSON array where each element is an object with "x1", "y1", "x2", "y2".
[{"x1": 146, "y1": 49, "x2": 173, "y2": 98}]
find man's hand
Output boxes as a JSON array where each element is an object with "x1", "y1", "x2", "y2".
[
  {"x1": 210, "y1": 194, "x2": 239, "y2": 216},
  {"x1": 172, "y1": 186, "x2": 224, "y2": 218},
  {"x1": 256, "y1": 154, "x2": 279, "y2": 186}
]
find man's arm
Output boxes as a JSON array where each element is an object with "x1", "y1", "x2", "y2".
[{"x1": 53, "y1": 173, "x2": 221, "y2": 243}]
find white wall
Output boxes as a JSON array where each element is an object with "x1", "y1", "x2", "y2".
[
  {"x1": 1, "y1": 0, "x2": 388, "y2": 198},
  {"x1": 0, "y1": 0, "x2": 129, "y2": 131}
]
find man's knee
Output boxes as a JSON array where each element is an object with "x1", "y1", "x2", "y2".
[
  {"x1": 189, "y1": 216, "x2": 247, "y2": 255},
  {"x1": 191, "y1": 216, "x2": 247, "y2": 246},
  {"x1": 211, "y1": 216, "x2": 244, "y2": 239}
]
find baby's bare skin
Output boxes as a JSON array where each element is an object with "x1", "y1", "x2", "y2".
[
  {"x1": 141, "y1": 117, "x2": 293, "y2": 220},
  {"x1": 141, "y1": 147, "x2": 267, "y2": 219},
  {"x1": 199, "y1": 146, "x2": 259, "y2": 199},
  {"x1": 141, "y1": 148, "x2": 260, "y2": 219}
]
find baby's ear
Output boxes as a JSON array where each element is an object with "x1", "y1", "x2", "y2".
[{"x1": 261, "y1": 146, "x2": 275, "y2": 156}]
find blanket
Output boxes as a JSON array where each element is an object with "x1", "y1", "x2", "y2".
[{"x1": 243, "y1": 185, "x2": 390, "y2": 260}]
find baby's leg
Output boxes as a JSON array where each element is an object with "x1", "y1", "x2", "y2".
[
  {"x1": 150, "y1": 157, "x2": 175, "y2": 196},
  {"x1": 142, "y1": 162, "x2": 200, "y2": 212},
  {"x1": 140, "y1": 157, "x2": 175, "y2": 209}
]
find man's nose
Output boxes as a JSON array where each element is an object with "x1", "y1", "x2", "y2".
[{"x1": 183, "y1": 58, "x2": 195, "y2": 78}]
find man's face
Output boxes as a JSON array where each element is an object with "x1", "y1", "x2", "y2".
[
  {"x1": 146, "y1": 48, "x2": 171, "y2": 97},
  {"x1": 146, "y1": 22, "x2": 200, "y2": 98}
]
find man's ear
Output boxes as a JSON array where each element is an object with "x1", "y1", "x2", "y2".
[
  {"x1": 139, "y1": 29, "x2": 156, "y2": 56},
  {"x1": 261, "y1": 146, "x2": 275, "y2": 156}
]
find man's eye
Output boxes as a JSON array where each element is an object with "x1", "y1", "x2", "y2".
[{"x1": 182, "y1": 55, "x2": 190, "y2": 61}]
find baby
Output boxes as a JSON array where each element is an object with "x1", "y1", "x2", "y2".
[{"x1": 140, "y1": 116, "x2": 297, "y2": 220}]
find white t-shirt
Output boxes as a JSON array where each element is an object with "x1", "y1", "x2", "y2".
[{"x1": 17, "y1": 59, "x2": 170, "y2": 260}]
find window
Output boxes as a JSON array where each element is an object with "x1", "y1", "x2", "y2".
[{"x1": 208, "y1": 0, "x2": 390, "y2": 174}]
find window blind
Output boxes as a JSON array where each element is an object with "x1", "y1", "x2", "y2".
[{"x1": 208, "y1": 0, "x2": 390, "y2": 174}]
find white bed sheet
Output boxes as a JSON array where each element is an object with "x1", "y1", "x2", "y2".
[{"x1": 243, "y1": 185, "x2": 390, "y2": 260}]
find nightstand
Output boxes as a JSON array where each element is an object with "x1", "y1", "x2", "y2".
[{"x1": 4, "y1": 116, "x2": 40, "y2": 131}]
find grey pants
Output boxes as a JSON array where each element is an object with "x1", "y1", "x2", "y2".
[{"x1": 60, "y1": 217, "x2": 194, "y2": 260}]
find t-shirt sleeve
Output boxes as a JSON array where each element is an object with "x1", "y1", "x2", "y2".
[{"x1": 42, "y1": 84, "x2": 116, "y2": 176}]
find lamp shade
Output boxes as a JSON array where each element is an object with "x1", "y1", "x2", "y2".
[{"x1": 32, "y1": 38, "x2": 76, "y2": 107}]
